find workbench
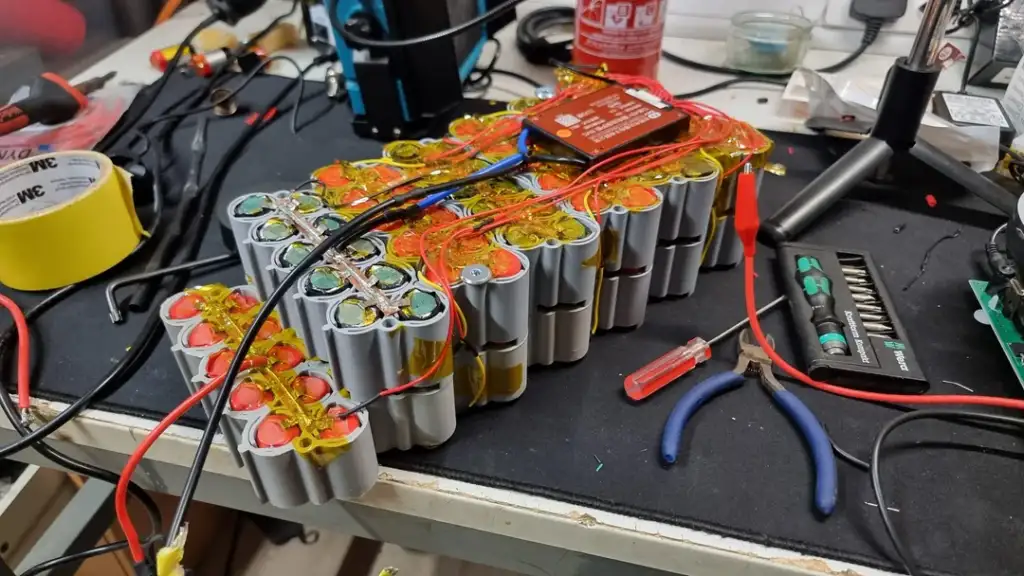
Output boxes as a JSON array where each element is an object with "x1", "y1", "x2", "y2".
[{"x1": 3, "y1": 3, "x2": 1023, "y2": 576}]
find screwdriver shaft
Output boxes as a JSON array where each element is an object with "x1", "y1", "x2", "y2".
[{"x1": 707, "y1": 296, "x2": 788, "y2": 347}]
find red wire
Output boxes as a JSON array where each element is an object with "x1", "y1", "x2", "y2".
[
  {"x1": 733, "y1": 166, "x2": 1024, "y2": 411},
  {"x1": 0, "y1": 294, "x2": 31, "y2": 411},
  {"x1": 116, "y1": 358, "x2": 263, "y2": 561}
]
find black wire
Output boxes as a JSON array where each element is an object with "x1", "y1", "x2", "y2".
[
  {"x1": 663, "y1": 19, "x2": 882, "y2": 81},
  {"x1": 329, "y1": 0, "x2": 524, "y2": 49},
  {"x1": 674, "y1": 78, "x2": 789, "y2": 99},
  {"x1": 870, "y1": 410, "x2": 1024, "y2": 576},
  {"x1": 141, "y1": 55, "x2": 314, "y2": 135},
  {"x1": 901, "y1": 227, "x2": 963, "y2": 291},
  {"x1": 490, "y1": 69, "x2": 543, "y2": 89},
  {"x1": 960, "y1": 10, "x2": 984, "y2": 92},
  {"x1": 97, "y1": 15, "x2": 218, "y2": 152},
  {"x1": 0, "y1": 61, "x2": 331, "y2": 463},
  {"x1": 0, "y1": 299, "x2": 164, "y2": 571},
  {"x1": 465, "y1": 38, "x2": 503, "y2": 93},
  {"x1": 19, "y1": 541, "x2": 131, "y2": 576},
  {"x1": 166, "y1": 156, "x2": 529, "y2": 541}
]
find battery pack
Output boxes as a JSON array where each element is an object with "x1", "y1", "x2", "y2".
[{"x1": 776, "y1": 243, "x2": 928, "y2": 393}]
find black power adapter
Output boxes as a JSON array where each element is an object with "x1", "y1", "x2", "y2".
[{"x1": 850, "y1": 0, "x2": 908, "y2": 22}]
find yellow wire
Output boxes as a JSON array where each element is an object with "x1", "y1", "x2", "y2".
[
  {"x1": 469, "y1": 354, "x2": 487, "y2": 407},
  {"x1": 698, "y1": 150, "x2": 724, "y2": 265},
  {"x1": 701, "y1": 207, "x2": 717, "y2": 264},
  {"x1": 372, "y1": 157, "x2": 426, "y2": 168},
  {"x1": 418, "y1": 271, "x2": 482, "y2": 405},
  {"x1": 583, "y1": 189, "x2": 603, "y2": 334}
]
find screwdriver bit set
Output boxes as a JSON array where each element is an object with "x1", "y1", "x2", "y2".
[{"x1": 776, "y1": 243, "x2": 928, "y2": 393}]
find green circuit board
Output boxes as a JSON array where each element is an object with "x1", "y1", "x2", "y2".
[{"x1": 970, "y1": 279, "x2": 1024, "y2": 386}]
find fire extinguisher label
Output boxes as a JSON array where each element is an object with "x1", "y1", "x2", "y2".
[{"x1": 576, "y1": 0, "x2": 666, "y2": 59}]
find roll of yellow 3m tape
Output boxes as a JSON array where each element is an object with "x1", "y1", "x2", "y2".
[{"x1": 0, "y1": 152, "x2": 142, "y2": 291}]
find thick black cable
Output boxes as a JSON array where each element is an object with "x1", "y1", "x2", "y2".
[
  {"x1": 674, "y1": 78, "x2": 788, "y2": 100},
  {"x1": 97, "y1": 15, "x2": 218, "y2": 152},
  {"x1": 166, "y1": 155, "x2": 532, "y2": 541},
  {"x1": 328, "y1": 0, "x2": 523, "y2": 49},
  {"x1": 870, "y1": 410, "x2": 1024, "y2": 575}
]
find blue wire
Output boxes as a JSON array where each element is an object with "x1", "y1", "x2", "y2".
[{"x1": 415, "y1": 129, "x2": 531, "y2": 209}]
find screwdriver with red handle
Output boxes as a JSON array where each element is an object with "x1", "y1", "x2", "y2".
[
  {"x1": 624, "y1": 295, "x2": 788, "y2": 400},
  {"x1": 0, "y1": 71, "x2": 116, "y2": 137}
]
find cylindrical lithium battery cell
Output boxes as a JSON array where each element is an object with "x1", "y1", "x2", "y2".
[
  {"x1": 227, "y1": 192, "x2": 279, "y2": 241},
  {"x1": 454, "y1": 338, "x2": 529, "y2": 410},
  {"x1": 365, "y1": 261, "x2": 414, "y2": 294},
  {"x1": 324, "y1": 296, "x2": 386, "y2": 402},
  {"x1": 656, "y1": 174, "x2": 717, "y2": 241},
  {"x1": 396, "y1": 285, "x2": 452, "y2": 386},
  {"x1": 228, "y1": 192, "x2": 281, "y2": 282},
  {"x1": 174, "y1": 312, "x2": 284, "y2": 379},
  {"x1": 158, "y1": 293, "x2": 202, "y2": 346},
  {"x1": 452, "y1": 253, "x2": 529, "y2": 350},
  {"x1": 158, "y1": 285, "x2": 262, "y2": 345},
  {"x1": 240, "y1": 397, "x2": 377, "y2": 507},
  {"x1": 295, "y1": 266, "x2": 351, "y2": 360},
  {"x1": 269, "y1": 240, "x2": 316, "y2": 328},
  {"x1": 376, "y1": 382, "x2": 456, "y2": 451},
  {"x1": 649, "y1": 240, "x2": 704, "y2": 299},
  {"x1": 596, "y1": 268, "x2": 653, "y2": 330},
  {"x1": 313, "y1": 398, "x2": 378, "y2": 500},
  {"x1": 529, "y1": 303, "x2": 592, "y2": 365},
  {"x1": 248, "y1": 216, "x2": 300, "y2": 299}
]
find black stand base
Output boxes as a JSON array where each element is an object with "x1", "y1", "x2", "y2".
[{"x1": 761, "y1": 58, "x2": 1016, "y2": 244}]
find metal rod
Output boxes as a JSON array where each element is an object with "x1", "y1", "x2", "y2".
[
  {"x1": 908, "y1": 0, "x2": 959, "y2": 69},
  {"x1": 708, "y1": 295, "x2": 788, "y2": 347},
  {"x1": 106, "y1": 253, "x2": 239, "y2": 324}
]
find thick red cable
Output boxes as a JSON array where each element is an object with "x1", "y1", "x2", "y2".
[
  {"x1": 0, "y1": 294, "x2": 31, "y2": 411},
  {"x1": 116, "y1": 358, "x2": 263, "y2": 561},
  {"x1": 733, "y1": 165, "x2": 1024, "y2": 411}
]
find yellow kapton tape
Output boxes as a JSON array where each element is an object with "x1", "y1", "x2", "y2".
[{"x1": 0, "y1": 151, "x2": 142, "y2": 290}]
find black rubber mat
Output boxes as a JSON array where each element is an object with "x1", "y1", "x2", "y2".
[{"x1": 4, "y1": 74, "x2": 1024, "y2": 576}]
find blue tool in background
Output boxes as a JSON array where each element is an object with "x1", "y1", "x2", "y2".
[
  {"x1": 324, "y1": 0, "x2": 515, "y2": 140},
  {"x1": 660, "y1": 329, "x2": 838, "y2": 516}
]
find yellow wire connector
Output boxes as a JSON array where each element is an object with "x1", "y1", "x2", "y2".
[{"x1": 155, "y1": 525, "x2": 188, "y2": 576}]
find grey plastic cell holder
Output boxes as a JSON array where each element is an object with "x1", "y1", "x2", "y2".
[
  {"x1": 323, "y1": 283, "x2": 457, "y2": 452},
  {"x1": 529, "y1": 303, "x2": 592, "y2": 365},
  {"x1": 648, "y1": 172, "x2": 719, "y2": 298},
  {"x1": 238, "y1": 394, "x2": 378, "y2": 508},
  {"x1": 596, "y1": 269, "x2": 653, "y2": 330},
  {"x1": 453, "y1": 339, "x2": 528, "y2": 410},
  {"x1": 567, "y1": 187, "x2": 662, "y2": 330}
]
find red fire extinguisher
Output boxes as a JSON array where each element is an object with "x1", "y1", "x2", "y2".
[{"x1": 573, "y1": 0, "x2": 667, "y2": 78}]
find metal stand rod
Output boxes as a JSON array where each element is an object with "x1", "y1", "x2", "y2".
[{"x1": 760, "y1": 0, "x2": 1013, "y2": 244}]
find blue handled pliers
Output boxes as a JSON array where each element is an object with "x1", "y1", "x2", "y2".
[{"x1": 660, "y1": 329, "x2": 838, "y2": 516}]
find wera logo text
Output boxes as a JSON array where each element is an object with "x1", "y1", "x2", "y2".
[
  {"x1": 16, "y1": 185, "x2": 44, "y2": 204},
  {"x1": 28, "y1": 158, "x2": 58, "y2": 172}
]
